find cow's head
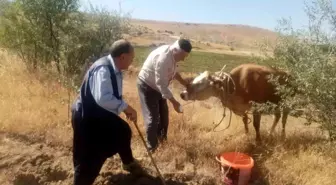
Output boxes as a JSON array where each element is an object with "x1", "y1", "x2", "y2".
[
  {"x1": 180, "y1": 71, "x2": 214, "y2": 101},
  {"x1": 180, "y1": 69, "x2": 235, "y2": 101}
]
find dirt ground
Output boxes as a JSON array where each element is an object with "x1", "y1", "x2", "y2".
[{"x1": 0, "y1": 131, "x2": 222, "y2": 185}]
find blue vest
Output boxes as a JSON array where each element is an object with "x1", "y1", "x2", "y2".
[{"x1": 72, "y1": 56, "x2": 121, "y2": 122}]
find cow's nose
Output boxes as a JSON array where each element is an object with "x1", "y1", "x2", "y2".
[
  {"x1": 180, "y1": 91, "x2": 188, "y2": 100},
  {"x1": 180, "y1": 93, "x2": 185, "y2": 100}
]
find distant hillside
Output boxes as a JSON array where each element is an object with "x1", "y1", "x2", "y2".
[{"x1": 127, "y1": 18, "x2": 278, "y2": 54}]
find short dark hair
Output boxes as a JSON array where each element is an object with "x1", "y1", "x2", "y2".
[
  {"x1": 178, "y1": 38, "x2": 192, "y2": 53},
  {"x1": 110, "y1": 39, "x2": 133, "y2": 58}
]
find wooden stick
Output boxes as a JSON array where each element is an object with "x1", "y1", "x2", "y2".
[{"x1": 132, "y1": 120, "x2": 166, "y2": 185}]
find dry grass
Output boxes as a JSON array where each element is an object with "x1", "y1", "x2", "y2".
[
  {"x1": 1, "y1": 49, "x2": 336, "y2": 185},
  {"x1": 0, "y1": 49, "x2": 75, "y2": 145}
]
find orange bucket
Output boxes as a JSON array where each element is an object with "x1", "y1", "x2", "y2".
[{"x1": 215, "y1": 152, "x2": 254, "y2": 185}]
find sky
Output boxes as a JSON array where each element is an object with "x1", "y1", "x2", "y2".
[{"x1": 80, "y1": 0, "x2": 316, "y2": 31}]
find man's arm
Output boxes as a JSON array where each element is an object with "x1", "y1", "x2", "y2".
[
  {"x1": 174, "y1": 72, "x2": 188, "y2": 87},
  {"x1": 154, "y1": 56, "x2": 174, "y2": 100},
  {"x1": 154, "y1": 56, "x2": 183, "y2": 113},
  {"x1": 89, "y1": 66, "x2": 128, "y2": 115}
]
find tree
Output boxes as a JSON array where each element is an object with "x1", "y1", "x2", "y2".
[
  {"x1": 260, "y1": 0, "x2": 336, "y2": 140},
  {"x1": 0, "y1": 0, "x2": 130, "y2": 85},
  {"x1": 0, "y1": 0, "x2": 81, "y2": 71},
  {"x1": 0, "y1": 0, "x2": 11, "y2": 16}
]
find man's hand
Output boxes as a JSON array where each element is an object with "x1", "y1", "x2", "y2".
[
  {"x1": 123, "y1": 105, "x2": 137, "y2": 123},
  {"x1": 175, "y1": 72, "x2": 193, "y2": 93},
  {"x1": 169, "y1": 98, "x2": 183, "y2": 113}
]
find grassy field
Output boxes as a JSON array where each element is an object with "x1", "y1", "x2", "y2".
[
  {"x1": 133, "y1": 46, "x2": 258, "y2": 73},
  {"x1": 1, "y1": 48, "x2": 336, "y2": 185}
]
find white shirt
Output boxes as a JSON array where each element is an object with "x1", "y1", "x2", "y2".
[
  {"x1": 88, "y1": 55, "x2": 128, "y2": 115},
  {"x1": 138, "y1": 45, "x2": 177, "y2": 99}
]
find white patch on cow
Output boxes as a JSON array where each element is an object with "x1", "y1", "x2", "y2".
[{"x1": 192, "y1": 71, "x2": 209, "y2": 84}]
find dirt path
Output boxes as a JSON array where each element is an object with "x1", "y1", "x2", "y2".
[{"x1": 0, "y1": 133, "x2": 219, "y2": 185}]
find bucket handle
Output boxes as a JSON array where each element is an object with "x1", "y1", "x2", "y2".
[{"x1": 215, "y1": 155, "x2": 222, "y2": 164}]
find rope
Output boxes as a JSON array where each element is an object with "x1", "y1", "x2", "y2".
[
  {"x1": 211, "y1": 71, "x2": 236, "y2": 132},
  {"x1": 179, "y1": 68, "x2": 238, "y2": 133},
  {"x1": 180, "y1": 101, "x2": 197, "y2": 130}
]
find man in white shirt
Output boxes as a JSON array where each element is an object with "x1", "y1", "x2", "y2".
[{"x1": 137, "y1": 39, "x2": 192, "y2": 152}]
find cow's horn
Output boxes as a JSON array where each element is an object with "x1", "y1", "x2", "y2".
[{"x1": 220, "y1": 65, "x2": 226, "y2": 72}]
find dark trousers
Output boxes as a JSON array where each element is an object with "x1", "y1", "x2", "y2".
[
  {"x1": 137, "y1": 78, "x2": 169, "y2": 151},
  {"x1": 71, "y1": 107, "x2": 134, "y2": 185}
]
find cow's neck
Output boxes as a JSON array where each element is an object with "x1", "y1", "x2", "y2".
[
  {"x1": 214, "y1": 87, "x2": 250, "y2": 117},
  {"x1": 214, "y1": 87, "x2": 230, "y2": 106}
]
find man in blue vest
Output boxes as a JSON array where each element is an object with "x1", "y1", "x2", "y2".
[{"x1": 71, "y1": 39, "x2": 148, "y2": 185}]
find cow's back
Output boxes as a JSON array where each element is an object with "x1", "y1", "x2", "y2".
[{"x1": 229, "y1": 63, "x2": 288, "y2": 104}]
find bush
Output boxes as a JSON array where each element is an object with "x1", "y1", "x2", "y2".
[
  {"x1": 64, "y1": 4, "x2": 131, "y2": 86},
  {"x1": 259, "y1": 0, "x2": 336, "y2": 140},
  {"x1": 0, "y1": 0, "x2": 80, "y2": 71},
  {"x1": 0, "y1": 0, "x2": 131, "y2": 87}
]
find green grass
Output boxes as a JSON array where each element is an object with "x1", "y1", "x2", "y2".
[{"x1": 134, "y1": 46, "x2": 267, "y2": 73}]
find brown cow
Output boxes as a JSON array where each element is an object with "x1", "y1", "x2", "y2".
[{"x1": 180, "y1": 63, "x2": 293, "y2": 143}]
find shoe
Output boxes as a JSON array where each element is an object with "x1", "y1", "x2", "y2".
[
  {"x1": 158, "y1": 137, "x2": 167, "y2": 144},
  {"x1": 122, "y1": 159, "x2": 149, "y2": 177},
  {"x1": 147, "y1": 143, "x2": 158, "y2": 154},
  {"x1": 148, "y1": 146, "x2": 157, "y2": 154}
]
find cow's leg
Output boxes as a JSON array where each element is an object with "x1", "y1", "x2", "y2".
[
  {"x1": 253, "y1": 111, "x2": 262, "y2": 143},
  {"x1": 269, "y1": 107, "x2": 281, "y2": 135},
  {"x1": 281, "y1": 107, "x2": 290, "y2": 139},
  {"x1": 243, "y1": 114, "x2": 249, "y2": 134}
]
